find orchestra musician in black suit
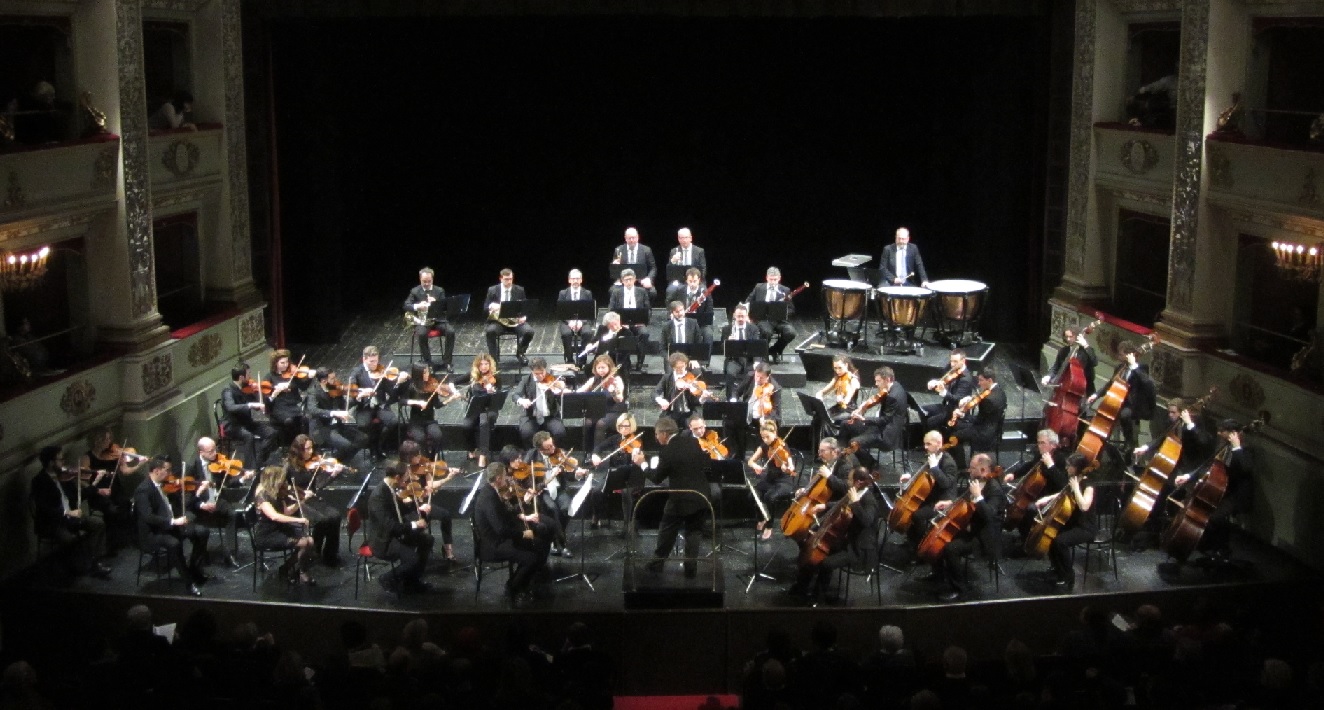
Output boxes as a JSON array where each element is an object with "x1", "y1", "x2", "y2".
[
  {"x1": 727, "y1": 361, "x2": 781, "y2": 459},
  {"x1": 221, "y1": 363, "x2": 277, "y2": 466},
  {"x1": 1002, "y1": 429, "x2": 1070, "y2": 541},
  {"x1": 134, "y1": 457, "x2": 210, "y2": 595},
  {"x1": 720, "y1": 303, "x2": 762, "y2": 395},
  {"x1": 607, "y1": 269, "x2": 651, "y2": 371},
  {"x1": 610, "y1": 226, "x2": 657, "y2": 296},
  {"x1": 788, "y1": 467, "x2": 880, "y2": 601},
  {"x1": 263, "y1": 349, "x2": 311, "y2": 448},
  {"x1": 522, "y1": 431, "x2": 579, "y2": 557},
  {"x1": 838, "y1": 366, "x2": 909, "y2": 471},
  {"x1": 642, "y1": 417, "x2": 711, "y2": 577},
  {"x1": 1042, "y1": 326, "x2": 1097, "y2": 394},
  {"x1": 404, "y1": 266, "x2": 456, "y2": 371},
  {"x1": 1128, "y1": 400, "x2": 1211, "y2": 544},
  {"x1": 484, "y1": 268, "x2": 535, "y2": 365},
  {"x1": 661, "y1": 300, "x2": 707, "y2": 363},
  {"x1": 285, "y1": 434, "x2": 345, "y2": 566},
  {"x1": 929, "y1": 453, "x2": 1005, "y2": 602},
  {"x1": 472, "y1": 462, "x2": 553, "y2": 604},
  {"x1": 30, "y1": 446, "x2": 111, "y2": 579},
  {"x1": 513, "y1": 357, "x2": 570, "y2": 446},
  {"x1": 557, "y1": 269, "x2": 595, "y2": 365},
  {"x1": 923, "y1": 349, "x2": 977, "y2": 434},
  {"x1": 346, "y1": 346, "x2": 410, "y2": 459},
  {"x1": 665, "y1": 268, "x2": 716, "y2": 358},
  {"x1": 590, "y1": 413, "x2": 647, "y2": 528},
  {"x1": 654, "y1": 351, "x2": 712, "y2": 426},
  {"x1": 898, "y1": 431, "x2": 960, "y2": 550},
  {"x1": 1171, "y1": 419, "x2": 1254, "y2": 559},
  {"x1": 576, "y1": 353, "x2": 628, "y2": 453},
  {"x1": 746, "y1": 267, "x2": 798, "y2": 362},
  {"x1": 948, "y1": 367, "x2": 1007, "y2": 471},
  {"x1": 575, "y1": 311, "x2": 628, "y2": 371},
  {"x1": 879, "y1": 226, "x2": 931, "y2": 287},
  {"x1": 667, "y1": 227, "x2": 708, "y2": 281},
  {"x1": 187, "y1": 436, "x2": 253, "y2": 568},
  {"x1": 305, "y1": 368, "x2": 368, "y2": 464},
  {"x1": 368, "y1": 464, "x2": 435, "y2": 594},
  {"x1": 1086, "y1": 341, "x2": 1156, "y2": 454}
]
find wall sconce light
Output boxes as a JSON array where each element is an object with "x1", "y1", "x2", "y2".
[
  {"x1": 0, "y1": 245, "x2": 50, "y2": 292},
  {"x1": 1271, "y1": 241, "x2": 1321, "y2": 282}
]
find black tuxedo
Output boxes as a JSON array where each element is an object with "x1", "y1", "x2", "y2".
[
  {"x1": 133, "y1": 477, "x2": 208, "y2": 580},
  {"x1": 950, "y1": 384, "x2": 1007, "y2": 469},
  {"x1": 366, "y1": 481, "x2": 433, "y2": 587},
  {"x1": 513, "y1": 374, "x2": 568, "y2": 445},
  {"x1": 472, "y1": 483, "x2": 549, "y2": 594},
  {"x1": 660, "y1": 316, "x2": 704, "y2": 359},
  {"x1": 607, "y1": 285, "x2": 652, "y2": 367},
  {"x1": 556, "y1": 287, "x2": 595, "y2": 363},
  {"x1": 654, "y1": 369, "x2": 706, "y2": 425},
  {"x1": 934, "y1": 478, "x2": 1006, "y2": 593},
  {"x1": 839, "y1": 380, "x2": 909, "y2": 469},
  {"x1": 745, "y1": 283, "x2": 797, "y2": 357},
  {"x1": 346, "y1": 366, "x2": 405, "y2": 456},
  {"x1": 796, "y1": 488, "x2": 880, "y2": 593},
  {"x1": 1095, "y1": 363, "x2": 1156, "y2": 451},
  {"x1": 305, "y1": 384, "x2": 367, "y2": 462},
  {"x1": 30, "y1": 470, "x2": 107, "y2": 571},
  {"x1": 221, "y1": 381, "x2": 277, "y2": 466},
  {"x1": 186, "y1": 457, "x2": 240, "y2": 558},
  {"x1": 483, "y1": 283, "x2": 535, "y2": 357},
  {"x1": 923, "y1": 370, "x2": 977, "y2": 433},
  {"x1": 880, "y1": 243, "x2": 929, "y2": 285},
  {"x1": 903, "y1": 451, "x2": 959, "y2": 546},
  {"x1": 611, "y1": 243, "x2": 657, "y2": 288},
  {"x1": 404, "y1": 284, "x2": 455, "y2": 366},
  {"x1": 647, "y1": 434, "x2": 711, "y2": 572},
  {"x1": 667, "y1": 245, "x2": 707, "y2": 280},
  {"x1": 719, "y1": 320, "x2": 763, "y2": 395},
  {"x1": 735, "y1": 375, "x2": 782, "y2": 424},
  {"x1": 261, "y1": 371, "x2": 309, "y2": 443}
]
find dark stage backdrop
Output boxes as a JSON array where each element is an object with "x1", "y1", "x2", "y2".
[{"x1": 265, "y1": 15, "x2": 1050, "y2": 344}]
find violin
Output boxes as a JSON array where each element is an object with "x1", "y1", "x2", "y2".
[
  {"x1": 677, "y1": 370, "x2": 710, "y2": 397},
  {"x1": 849, "y1": 389, "x2": 886, "y2": 422},
  {"x1": 547, "y1": 449, "x2": 579, "y2": 470},
  {"x1": 303, "y1": 454, "x2": 354, "y2": 474},
  {"x1": 325, "y1": 374, "x2": 345, "y2": 398},
  {"x1": 820, "y1": 372, "x2": 856, "y2": 409},
  {"x1": 752, "y1": 381, "x2": 776, "y2": 419},
  {"x1": 161, "y1": 472, "x2": 200, "y2": 494},
  {"x1": 239, "y1": 378, "x2": 261, "y2": 396},
  {"x1": 99, "y1": 443, "x2": 144, "y2": 463},
  {"x1": 207, "y1": 453, "x2": 246, "y2": 477},
  {"x1": 696, "y1": 430, "x2": 729, "y2": 460},
  {"x1": 537, "y1": 371, "x2": 568, "y2": 394},
  {"x1": 760, "y1": 436, "x2": 794, "y2": 472},
  {"x1": 948, "y1": 386, "x2": 994, "y2": 427},
  {"x1": 929, "y1": 365, "x2": 964, "y2": 392},
  {"x1": 476, "y1": 372, "x2": 498, "y2": 391}
]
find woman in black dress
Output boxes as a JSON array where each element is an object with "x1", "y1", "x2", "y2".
[{"x1": 252, "y1": 465, "x2": 315, "y2": 584}]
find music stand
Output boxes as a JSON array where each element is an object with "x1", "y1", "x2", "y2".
[
  {"x1": 750, "y1": 301, "x2": 789, "y2": 324},
  {"x1": 723, "y1": 338, "x2": 769, "y2": 363},
  {"x1": 446, "y1": 294, "x2": 471, "y2": 321},
  {"x1": 561, "y1": 391, "x2": 610, "y2": 452},
  {"x1": 465, "y1": 389, "x2": 508, "y2": 427},
  {"x1": 686, "y1": 310, "x2": 715, "y2": 328},
  {"x1": 664, "y1": 263, "x2": 690, "y2": 285},
  {"x1": 795, "y1": 391, "x2": 834, "y2": 454},
  {"x1": 557, "y1": 475, "x2": 600, "y2": 590},
  {"x1": 496, "y1": 299, "x2": 537, "y2": 323},
  {"x1": 609, "y1": 263, "x2": 644, "y2": 282},
  {"x1": 596, "y1": 464, "x2": 638, "y2": 562},
  {"x1": 666, "y1": 341, "x2": 707, "y2": 362},
  {"x1": 707, "y1": 459, "x2": 748, "y2": 555},
  {"x1": 617, "y1": 307, "x2": 650, "y2": 328},
  {"x1": 847, "y1": 266, "x2": 885, "y2": 289},
  {"x1": 1009, "y1": 363, "x2": 1042, "y2": 461},
  {"x1": 558, "y1": 299, "x2": 597, "y2": 357}
]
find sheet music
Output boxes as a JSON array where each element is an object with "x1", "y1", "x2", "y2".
[
  {"x1": 458, "y1": 473, "x2": 484, "y2": 516},
  {"x1": 569, "y1": 474, "x2": 593, "y2": 516}
]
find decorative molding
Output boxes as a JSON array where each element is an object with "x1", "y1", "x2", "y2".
[
  {"x1": 145, "y1": 0, "x2": 211, "y2": 10},
  {"x1": 59, "y1": 380, "x2": 97, "y2": 417},
  {"x1": 1214, "y1": 203, "x2": 1324, "y2": 240},
  {"x1": 1207, "y1": 144, "x2": 1232, "y2": 189},
  {"x1": 1150, "y1": 346, "x2": 1184, "y2": 393},
  {"x1": 117, "y1": 0, "x2": 157, "y2": 319},
  {"x1": 222, "y1": 0, "x2": 253, "y2": 283},
  {"x1": 238, "y1": 309, "x2": 265, "y2": 350},
  {"x1": 1050, "y1": 307, "x2": 1070, "y2": 342},
  {"x1": 3, "y1": 170, "x2": 26, "y2": 209},
  {"x1": 1301, "y1": 168, "x2": 1319, "y2": 206},
  {"x1": 187, "y1": 332, "x2": 223, "y2": 367},
  {"x1": 1166, "y1": 0, "x2": 1210, "y2": 315},
  {"x1": 0, "y1": 209, "x2": 100, "y2": 242},
  {"x1": 1227, "y1": 372, "x2": 1266, "y2": 410},
  {"x1": 161, "y1": 139, "x2": 200, "y2": 178},
  {"x1": 152, "y1": 186, "x2": 214, "y2": 212},
  {"x1": 1102, "y1": 185, "x2": 1171, "y2": 208},
  {"x1": 92, "y1": 145, "x2": 117, "y2": 191},
  {"x1": 1120, "y1": 139, "x2": 1160, "y2": 175},
  {"x1": 141, "y1": 352, "x2": 173, "y2": 395},
  {"x1": 1064, "y1": 0, "x2": 1097, "y2": 277},
  {"x1": 1107, "y1": 0, "x2": 1181, "y2": 12}
]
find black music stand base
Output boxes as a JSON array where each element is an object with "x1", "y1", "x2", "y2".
[
  {"x1": 555, "y1": 515, "x2": 598, "y2": 591},
  {"x1": 746, "y1": 528, "x2": 781, "y2": 592}
]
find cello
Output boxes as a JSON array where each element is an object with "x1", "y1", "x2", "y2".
[
  {"x1": 887, "y1": 437, "x2": 958, "y2": 534},
  {"x1": 780, "y1": 441, "x2": 857, "y2": 541},
  {"x1": 1041, "y1": 318, "x2": 1102, "y2": 442},
  {"x1": 1003, "y1": 451, "x2": 1059, "y2": 532},
  {"x1": 1076, "y1": 335, "x2": 1158, "y2": 466},
  {"x1": 1161, "y1": 417, "x2": 1264, "y2": 562},
  {"x1": 800, "y1": 470, "x2": 878, "y2": 566},
  {"x1": 1119, "y1": 388, "x2": 1215, "y2": 534},
  {"x1": 918, "y1": 465, "x2": 1001, "y2": 563}
]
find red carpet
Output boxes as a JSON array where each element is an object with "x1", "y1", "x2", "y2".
[{"x1": 614, "y1": 695, "x2": 739, "y2": 710}]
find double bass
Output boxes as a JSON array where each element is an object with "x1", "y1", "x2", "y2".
[
  {"x1": 800, "y1": 471, "x2": 878, "y2": 566},
  {"x1": 1160, "y1": 417, "x2": 1264, "y2": 561},
  {"x1": 1119, "y1": 388, "x2": 1215, "y2": 534},
  {"x1": 918, "y1": 465, "x2": 1001, "y2": 563},
  {"x1": 1041, "y1": 318, "x2": 1102, "y2": 442},
  {"x1": 887, "y1": 437, "x2": 958, "y2": 534},
  {"x1": 1076, "y1": 335, "x2": 1158, "y2": 466}
]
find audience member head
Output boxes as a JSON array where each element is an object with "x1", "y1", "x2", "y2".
[
  {"x1": 877, "y1": 625, "x2": 905, "y2": 654},
  {"x1": 942, "y1": 645, "x2": 968, "y2": 678}
]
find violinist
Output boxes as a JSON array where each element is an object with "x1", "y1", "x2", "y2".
[
  {"x1": 252, "y1": 465, "x2": 315, "y2": 585},
  {"x1": 403, "y1": 361, "x2": 451, "y2": 456},
  {"x1": 186, "y1": 436, "x2": 254, "y2": 568},
  {"x1": 928, "y1": 453, "x2": 1005, "y2": 601},
  {"x1": 1170, "y1": 418, "x2": 1253, "y2": 560},
  {"x1": 787, "y1": 467, "x2": 878, "y2": 602},
  {"x1": 347, "y1": 345, "x2": 410, "y2": 460},
  {"x1": 305, "y1": 368, "x2": 368, "y2": 464},
  {"x1": 473, "y1": 462, "x2": 552, "y2": 603},
  {"x1": 642, "y1": 417, "x2": 711, "y2": 578},
  {"x1": 368, "y1": 463, "x2": 436, "y2": 594},
  {"x1": 661, "y1": 300, "x2": 706, "y2": 363},
  {"x1": 263, "y1": 349, "x2": 311, "y2": 446},
  {"x1": 654, "y1": 352, "x2": 713, "y2": 426},
  {"x1": 737, "y1": 361, "x2": 781, "y2": 424},
  {"x1": 221, "y1": 363, "x2": 277, "y2": 466},
  {"x1": 948, "y1": 368, "x2": 1006, "y2": 471},
  {"x1": 576, "y1": 354, "x2": 628, "y2": 452},
  {"x1": 1036, "y1": 452, "x2": 1093, "y2": 590},
  {"x1": 838, "y1": 366, "x2": 908, "y2": 472},
  {"x1": 745, "y1": 266, "x2": 797, "y2": 363},
  {"x1": 1086, "y1": 341, "x2": 1156, "y2": 453},
  {"x1": 522, "y1": 431, "x2": 580, "y2": 557},
  {"x1": 1001, "y1": 429, "x2": 1070, "y2": 541},
  {"x1": 285, "y1": 435, "x2": 344, "y2": 566},
  {"x1": 610, "y1": 226, "x2": 658, "y2": 296},
  {"x1": 397, "y1": 440, "x2": 460, "y2": 564},
  {"x1": 79, "y1": 426, "x2": 145, "y2": 547},
  {"x1": 30, "y1": 446, "x2": 111, "y2": 579},
  {"x1": 460, "y1": 353, "x2": 500, "y2": 468},
  {"x1": 747, "y1": 420, "x2": 798, "y2": 540},
  {"x1": 898, "y1": 431, "x2": 960, "y2": 549},
  {"x1": 404, "y1": 266, "x2": 456, "y2": 371},
  {"x1": 688, "y1": 415, "x2": 729, "y2": 461},
  {"x1": 668, "y1": 227, "x2": 707, "y2": 280},
  {"x1": 557, "y1": 269, "x2": 595, "y2": 365},
  {"x1": 1041, "y1": 327, "x2": 1097, "y2": 397},
  {"x1": 591, "y1": 413, "x2": 647, "y2": 528},
  {"x1": 607, "y1": 269, "x2": 651, "y2": 371},
  {"x1": 134, "y1": 457, "x2": 210, "y2": 594},
  {"x1": 815, "y1": 355, "x2": 860, "y2": 421},
  {"x1": 515, "y1": 357, "x2": 570, "y2": 446},
  {"x1": 719, "y1": 303, "x2": 762, "y2": 395},
  {"x1": 922, "y1": 349, "x2": 976, "y2": 433},
  {"x1": 484, "y1": 268, "x2": 534, "y2": 366}
]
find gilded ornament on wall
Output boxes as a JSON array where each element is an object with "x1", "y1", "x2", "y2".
[
  {"x1": 188, "y1": 332, "x2": 223, "y2": 367},
  {"x1": 1120, "y1": 140, "x2": 1159, "y2": 175},
  {"x1": 239, "y1": 310, "x2": 265, "y2": 350},
  {"x1": 141, "y1": 353, "x2": 173, "y2": 396},
  {"x1": 60, "y1": 380, "x2": 97, "y2": 417},
  {"x1": 1149, "y1": 347, "x2": 1183, "y2": 393},
  {"x1": 1227, "y1": 373, "x2": 1265, "y2": 410},
  {"x1": 161, "y1": 139, "x2": 201, "y2": 178},
  {"x1": 92, "y1": 145, "x2": 117, "y2": 191}
]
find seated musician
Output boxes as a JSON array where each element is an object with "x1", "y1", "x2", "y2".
[
  {"x1": 838, "y1": 366, "x2": 908, "y2": 472},
  {"x1": 1086, "y1": 341, "x2": 1156, "y2": 454},
  {"x1": 611, "y1": 226, "x2": 658, "y2": 297},
  {"x1": 719, "y1": 303, "x2": 762, "y2": 395},
  {"x1": 724, "y1": 360, "x2": 780, "y2": 460},
  {"x1": 402, "y1": 361, "x2": 454, "y2": 457},
  {"x1": 346, "y1": 346, "x2": 410, "y2": 460},
  {"x1": 557, "y1": 269, "x2": 595, "y2": 365},
  {"x1": 404, "y1": 266, "x2": 456, "y2": 371},
  {"x1": 576, "y1": 311, "x2": 628, "y2": 371},
  {"x1": 79, "y1": 426, "x2": 144, "y2": 550},
  {"x1": 263, "y1": 349, "x2": 311, "y2": 447},
  {"x1": 305, "y1": 368, "x2": 368, "y2": 465},
  {"x1": 134, "y1": 457, "x2": 210, "y2": 594},
  {"x1": 221, "y1": 362, "x2": 277, "y2": 466},
  {"x1": 1129, "y1": 399, "x2": 1210, "y2": 544},
  {"x1": 745, "y1": 267, "x2": 797, "y2": 362},
  {"x1": 927, "y1": 453, "x2": 1005, "y2": 602},
  {"x1": 661, "y1": 300, "x2": 707, "y2": 363},
  {"x1": 484, "y1": 268, "x2": 535, "y2": 365},
  {"x1": 922, "y1": 349, "x2": 976, "y2": 434},
  {"x1": 668, "y1": 227, "x2": 707, "y2": 281},
  {"x1": 815, "y1": 355, "x2": 860, "y2": 423},
  {"x1": 251, "y1": 465, "x2": 316, "y2": 585},
  {"x1": 31, "y1": 446, "x2": 111, "y2": 579},
  {"x1": 576, "y1": 354, "x2": 628, "y2": 453},
  {"x1": 1002, "y1": 429, "x2": 1069, "y2": 541},
  {"x1": 654, "y1": 351, "x2": 713, "y2": 426},
  {"x1": 1037, "y1": 452, "x2": 1093, "y2": 590},
  {"x1": 948, "y1": 367, "x2": 1006, "y2": 471},
  {"x1": 523, "y1": 431, "x2": 582, "y2": 557},
  {"x1": 187, "y1": 436, "x2": 254, "y2": 568},
  {"x1": 472, "y1": 462, "x2": 553, "y2": 604},
  {"x1": 607, "y1": 269, "x2": 652, "y2": 371},
  {"x1": 1171, "y1": 419, "x2": 1253, "y2": 561},
  {"x1": 591, "y1": 413, "x2": 647, "y2": 529},
  {"x1": 641, "y1": 417, "x2": 711, "y2": 578},
  {"x1": 460, "y1": 353, "x2": 500, "y2": 468},
  {"x1": 747, "y1": 420, "x2": 798, "y2": 539},
  {"x1": 284, "y1": 435, "x2": 345, "y2": 566},
  {"x1": 793, "y1": 437, "x2": 856, "y2": 505},
  {"x1": 514, "y1": 357, "x2": 570, "y2": 446},
  {"x1": 396, "y1": 440, "x2": 460, "y2": 564},
  {"x1": 664, "y1": 268, "x2": 715, "y2": 358},
  {"x1": 896, "y1": 431, "x2": 960, "y2": 549},
  {"x1": 369, "y1": 463, "x2": 436, "y2": 594},
  {"x1": 788, "y1": 467, "x2": 879, "y2": 601}
]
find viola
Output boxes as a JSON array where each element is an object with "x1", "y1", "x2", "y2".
[
  {"x1": 161, "y1": 473, "x2": 200, "y2": 494},
  {"x1": 948, "y1": 386, "x2": 994, "y2": 427},
  {"x1": 1120, "y1": 387, "x2": 1215, "y2": 534},
  {"x1": 686, "y1": 279, "x2": 721, "y2": 313},
  {"x1": 696, "y1": 430, "x2": 729, "y2": 460},
  {"x1": 1041, "y1": 318, "x2": 1102, "y2": 441},
  {"x1": 918, "y1": 465, "x2": 1002, "y2": 563},
  {"x1": 207, "y1": 453, "x2": 246, "y2": 477},
  {"x1": 929, "y1": 365, "x2": 964, "y2": 392}
]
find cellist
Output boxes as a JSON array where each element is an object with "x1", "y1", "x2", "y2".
[
  {"x1": 897, "y1": 431, "x2": 960, "y2": 550},
  {"x1": 1169, "y1": 418, "x2": 1253, "y2": 561},
  {"x1": 928, "y1": 453, "x2": 1005, "y2": 602},
  {"x1": 1035, "y1": 452, "x2": 1094, "y2": 590},
  {"x1": 787, "y1": 467, "x2": 878, "y2": 602},
  {"x1": 1001, "y1": 429, "x2": 1070, "y2": 543}
]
